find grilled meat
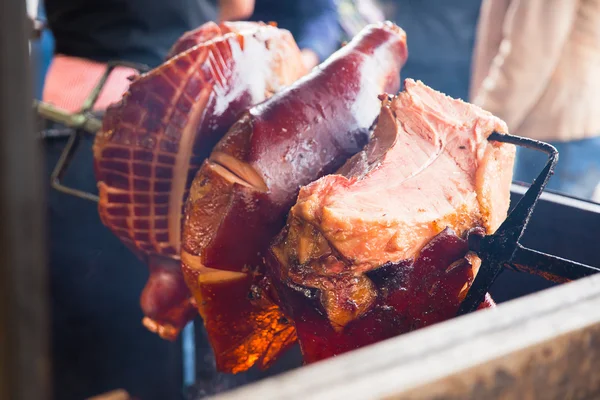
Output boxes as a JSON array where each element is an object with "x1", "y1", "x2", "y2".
[
  {"x1": 181, "y1": 22, "x2": 408, "y2": 372},
  {"x1": 269, "y1": 79, "x2": 515, "y2": 362},
  {"x1": 93, "y1": 21, "x2": 306, "y2": 340}
]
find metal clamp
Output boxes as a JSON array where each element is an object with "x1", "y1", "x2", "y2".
[
  {"x1": 37, "y1": 60, "x2": 150, "y2": 202},
  {"x1": 458, "y1": 132, "x2": 600, "y2": 315}
]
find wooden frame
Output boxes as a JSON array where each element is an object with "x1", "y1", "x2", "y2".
[{"x1": 0, "y1": 0, "x2": 50, "y2": 399}]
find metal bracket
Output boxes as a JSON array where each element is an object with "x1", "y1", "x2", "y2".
[
  {"x1": 458, "y1": 132, "x2": 600, "y2": 315},
  {"x1": 37, "y1": 60, "x2": 150, "y2": 202}
]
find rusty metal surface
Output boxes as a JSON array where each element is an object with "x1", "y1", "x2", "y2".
[{"x1": 212, "y1": 274, "x2": 600, "y2": 400}]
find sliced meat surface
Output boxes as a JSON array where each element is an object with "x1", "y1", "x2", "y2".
[
  {"x1": 269, "y1": 79, "x2": 514, "y2": 361},
  {"x1": 181, "y1": 22, "x2": 408, "y2": 373},
  {"x1": 94, "y1": 21, "x2": 306, "y2": 340}
]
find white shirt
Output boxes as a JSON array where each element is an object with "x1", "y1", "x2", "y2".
[{"x1": 471, "y1": 0, "x2": 600, "y2": 142}]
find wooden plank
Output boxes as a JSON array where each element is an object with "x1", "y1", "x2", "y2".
[
  {"x1": 0, "y1": 0, "x2": 50, "y2": 399},
  {"x1": 212, "y1": 274, "x2": 600, "y2": 400}
]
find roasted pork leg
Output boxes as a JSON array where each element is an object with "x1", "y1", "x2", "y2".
[
  {"x1": 94, "y1": 21, "x2": 306, "y2": 340},
  {"x1": 269, "y1": 79, "x2": 515, "y2": 363},
  {"x1": 181, "y1": 22, "x2": 408, "y2": 373}
]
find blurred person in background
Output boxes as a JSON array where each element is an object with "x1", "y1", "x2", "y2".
[
  {"x1": 471, "y1": 0, "x2": 600, "y2": 201},
  {"x1": 220, "y1": 0, "x2": 342, "y2": 69},
  {"x1": 380, "y1": 0, "x2": 483, "y2": 101},
  {"x1": 43, "y1": 0, "x2": 217, "y2": 112}
]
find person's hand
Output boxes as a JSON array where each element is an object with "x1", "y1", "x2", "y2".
[{"x1": 301, "y1": 49, "x2": 319, "y2": 70}]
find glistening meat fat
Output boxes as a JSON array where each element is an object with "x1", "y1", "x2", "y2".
[
  {"x1": 93, "y1": 21, "x2": 306, "y2": 340},
  {"x1": 181, "y1": 22, "x2": 408, "y2": 373},
  {"x1": 269, "y1": 79, "x2": 515, "y2": 362}
]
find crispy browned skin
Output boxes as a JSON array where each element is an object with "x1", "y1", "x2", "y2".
[
  {"x1": 93, "y1": 21, "x2": 306, "y2": 340},
  {"x1": 268, "y1": 81, "x2": 514, "y2": 363},
  {"x1": 181, "y1": 22, "x2": 408, "y2": 373}
]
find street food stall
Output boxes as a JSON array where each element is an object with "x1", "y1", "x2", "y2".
[{"x1": 4, "y1": 1, "x2": 600, "y2": 399}]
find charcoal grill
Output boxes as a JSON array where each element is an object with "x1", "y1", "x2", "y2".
[{"x1": 22, "y1": 13, "x2": 600, "y2": 400}]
